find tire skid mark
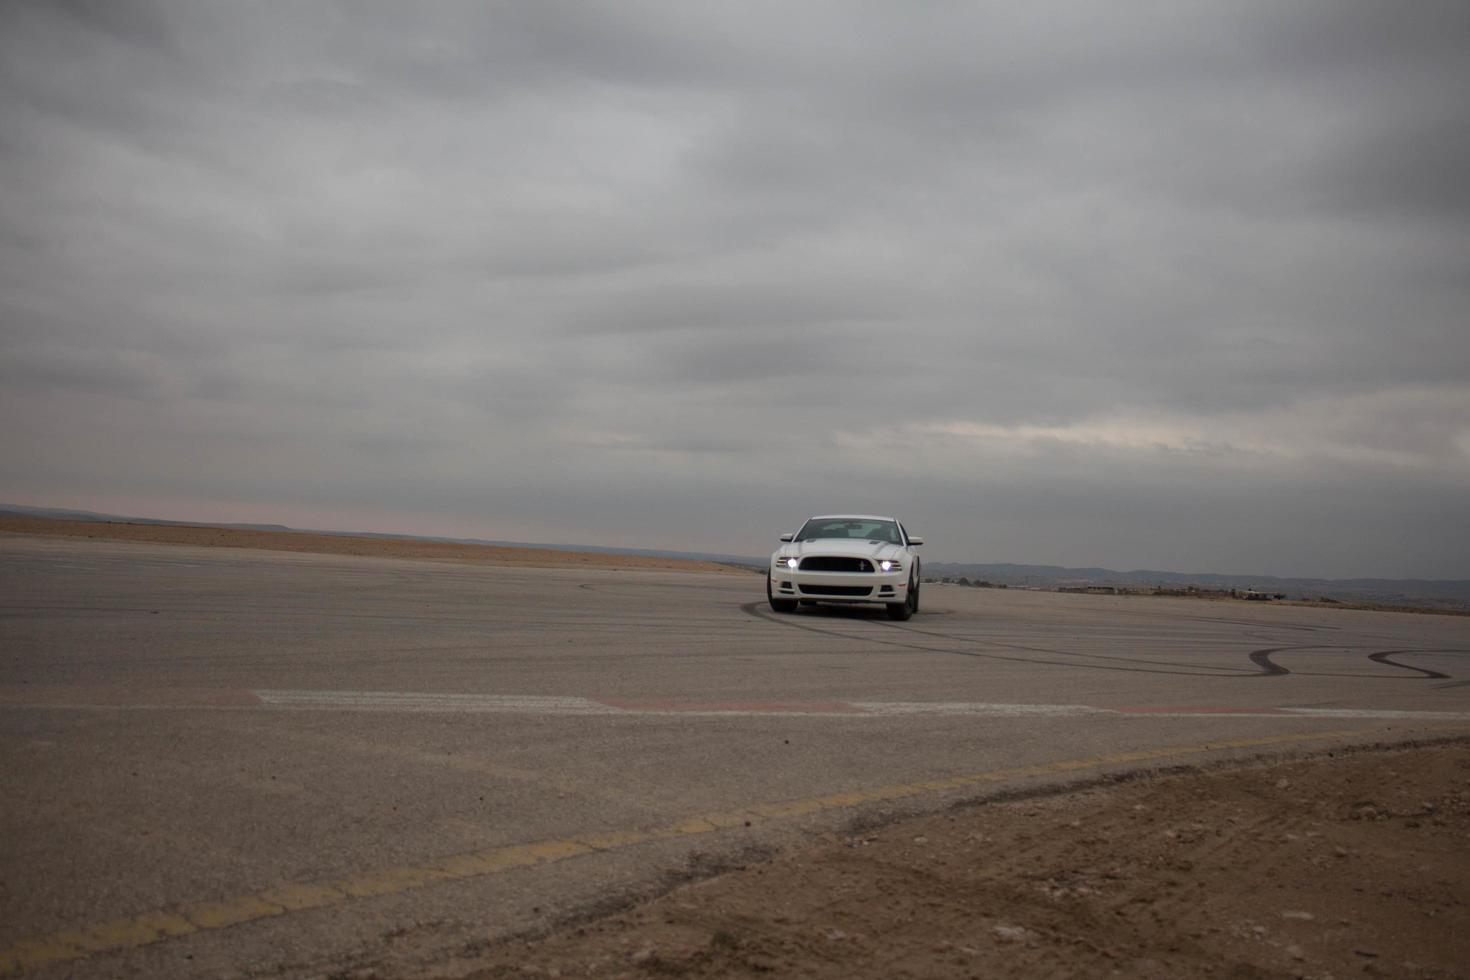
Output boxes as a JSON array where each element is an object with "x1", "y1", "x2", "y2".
[
  {"x1": 746, "y1": 603, "x2": 1462, "y2": 682},
  {"x1": 1249, "y1": 648, "x2": 1292, "y2": 676},
  {"x1": 1254, "y1": 646, "x2": 1464, "y2": 680},
  {"x1": 876, "y1": 619, "x2": 1253, "y2": 675},
  {"x1": 1368, "y1": 650, "x2": 1454, "y2": 680},
  {"x1": 1171, "y1": 614, "x2": 1339, "y2": 633},
  {"x1": 740, "y1": 602, "x2": 1260, "y2": 678}
]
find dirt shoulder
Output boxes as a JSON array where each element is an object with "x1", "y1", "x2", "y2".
[
  {"x1": 453, "y1": 741, "x2": 1470, "y2": 980},
  {"x1": 0, "y1": 516, "x2": 748, "y2": 574}
]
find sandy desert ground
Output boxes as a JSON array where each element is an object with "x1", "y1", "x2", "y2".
[{"x1": 453, "y1": 741, "x2": 1470, "y2": 980}]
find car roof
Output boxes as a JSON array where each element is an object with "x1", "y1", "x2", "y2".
[{"x1": 806, "y1": 514, "x2": 898, "y2": 523}]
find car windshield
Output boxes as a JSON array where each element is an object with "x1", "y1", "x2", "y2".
[{"x1": 795, "y1": 519, "x2": 902, "y2": 544}]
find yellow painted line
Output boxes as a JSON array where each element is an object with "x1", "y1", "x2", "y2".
[
  {"x1": 185, "y1": 895, "x2": 287, "y2": 930},
  {"x1": 2, "y1": 725, "x2": 1461, "y2": 975},
  {"x1": 255, "y1": 882, "x2": 346, "y2": 912},
  {"x1": 335, "y1": 865, "x2": 455, "y2": 899},
  {"x1": 572, "y1": 827, "x2": 652, "y2": 850}
]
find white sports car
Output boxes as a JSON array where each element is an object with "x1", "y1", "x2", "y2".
[{"x1": 767, "y1": 514, "x2": 924, "y2": 620}]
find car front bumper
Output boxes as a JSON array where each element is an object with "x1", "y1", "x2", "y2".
[{"x1": 769, "y1": 567, "x2": 909, "y2": 605}]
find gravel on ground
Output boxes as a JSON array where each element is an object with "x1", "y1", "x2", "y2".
[{"x1": 449, "y1": 741, "x2": 1470, "y2": 980}]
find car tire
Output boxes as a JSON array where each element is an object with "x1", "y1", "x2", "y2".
[
  {"x1": 768, "y1": 576, "x2": 798, "y2": 613},
  {"x1": 887, "y1": 573, "x2": 918, "y2": 621}
]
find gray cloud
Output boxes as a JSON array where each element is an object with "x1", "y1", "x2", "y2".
[{"x1": 2, "y1": 0, "x2": 1467, "y2": 578}]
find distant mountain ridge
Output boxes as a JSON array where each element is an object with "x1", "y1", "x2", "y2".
[
  {"x1": 4, "y1": 503, "x2": 1466, "y2": 609},
  {"x1": 0, "y1": 503, "x2": 758, "y2": 568},
  {"x1": 924, "y1": 561, "x2": 1470, "y2": 610},
  {"x1": 0, "y1": 503, "x2": 292, "y2": 533}
]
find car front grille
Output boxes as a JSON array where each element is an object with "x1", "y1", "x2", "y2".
[
  {"x1": 799, "y1": 585, "x2": 874, "y2": 597},
  {"x1": 799, "y1": 556, "x2": 874, "y2": 572}
]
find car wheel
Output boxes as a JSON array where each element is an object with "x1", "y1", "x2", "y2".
[
  {"x1": 887, "y1": 573, "x2": 917, "y2": 620},
  {"x1": 768, "y1": 576, "x2": 798, "y2": 613}
]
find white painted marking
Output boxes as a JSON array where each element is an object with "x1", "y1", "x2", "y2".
[
  {"x1": 255, "y1": 690, "x2": 622, "y2": 715},
  {"x1": 1282, "y1": 707, "x2": 1470, "y2": 720},
  {"x1": 850, "y1": 701, "x2": 1109, "y2": 717}
]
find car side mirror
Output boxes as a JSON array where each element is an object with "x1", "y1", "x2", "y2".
[
  {"x1": 908, "y1": 536, "x2": 924, "y2": 546},
  {"x1": 779, "y1": 533, "x2": 794, "y2": 542}
]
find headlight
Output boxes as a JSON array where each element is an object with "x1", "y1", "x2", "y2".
[
  {"x1": 879, "y1": 559, "x2": 902, "y2": 572},
  {"x1": 774, "y1": 557, "x2": 798, "y2": 569}
]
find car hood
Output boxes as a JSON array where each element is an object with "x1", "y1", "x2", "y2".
[{"x1": 776, "y1": 539, "x2": 905, "y2": 560}]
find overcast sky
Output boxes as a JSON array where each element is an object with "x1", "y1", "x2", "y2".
[{"x1": 2, "y1": 1, "x2": 1467, "y2": 578}]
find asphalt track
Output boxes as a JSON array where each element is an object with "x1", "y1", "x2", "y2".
[{"x1": 1, "y1": 535, "x2": 1468, "y2": 978}]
